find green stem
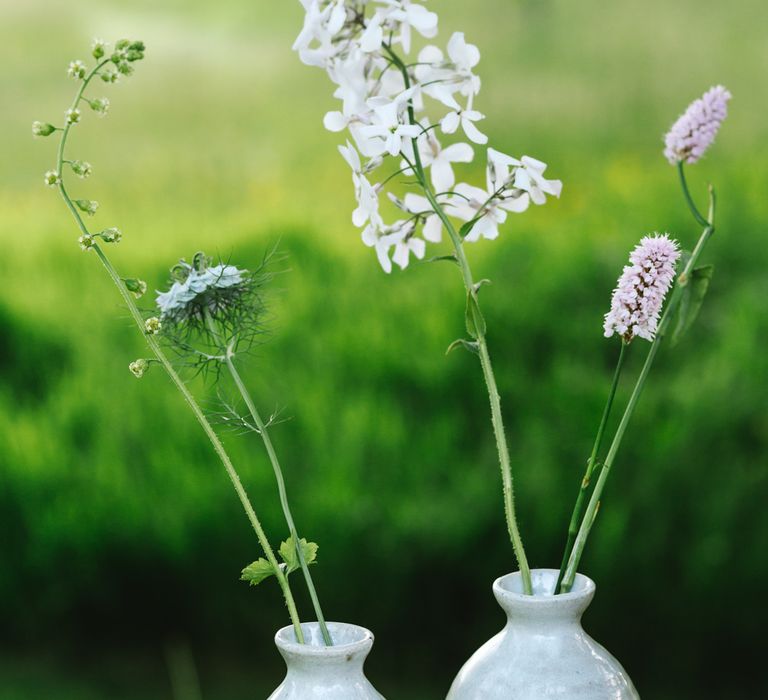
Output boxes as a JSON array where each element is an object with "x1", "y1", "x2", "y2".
[
  {"x1": 554, "y1": 340, "x2": 627, "y2": 594},
  {"x1": 220, "y1": 339, "x2": 333, "y2": 645},
  {"x1": 385, "y1": 44, "x2": 532, "y2": 593},
  {"x1": 52, "y1": 63, "x2": 305, "y2": 643},
  {"x1": 677, "y1": 161, "x2": 709, "y2": 228},
  {"x1": 560, "y1": 173, "x2": 716, "y2": 592}
]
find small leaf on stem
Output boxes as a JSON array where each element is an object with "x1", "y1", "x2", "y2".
[
  {"x1": 465, "y1": 291, "x2": 486, "y2": 339},
  {"x1": 279, "y1": 537, "x2": 319, "y2": 575},
  {"x1": 240, "y1": 558, "x2": 277, "y2": 586},
  {"x1": 671, "y1": 265, "x2": 714, "y2": 346}
]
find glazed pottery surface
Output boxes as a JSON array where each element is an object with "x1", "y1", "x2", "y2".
[
  {"x1": 268, "y1": 621, "x2": 385, "y2": 700},
  {"x1": 447, "y1": 569, "x2": 640, "y2": 700}
]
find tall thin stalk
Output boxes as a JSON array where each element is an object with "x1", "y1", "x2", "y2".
[
  {"x1": 560, "y1": 165, "x2": 716, "y2": 592},
  {"x1": 385, "y1": 44, "x2": 532, "y2": 594},
  {"x1": 554, "y1": 341, "x2": 627, "y2": 593},
  {"x1": 52, "y1": 60, "x2": 306, "y2": 642}
]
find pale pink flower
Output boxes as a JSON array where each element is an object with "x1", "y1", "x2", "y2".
[
  {"x1": 604, "y1": 234, "x2": 681, "y2": 342},
  {"x1": 664, "y1": 85, "x2": 731, "y2": 165}
]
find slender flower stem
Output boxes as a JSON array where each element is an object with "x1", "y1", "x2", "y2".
[
  {"x1": 677, "y1": 161, "x2": 710, "y2": 228},
  {"x1": 210, "y1": 318, "x2": 332, "y2": 645},
  {"x1": 554, "y1": 340, "x2": 627, "y2": 594},
  {"x1": 52, "y1": 63, "x2": 305, "y2": 643},
  {"x1": 560, "y1": 167, "x2": 716, "y2": 592},
  {"x1": 386, "y1": 44, "x2": 532, "y2": 593}
]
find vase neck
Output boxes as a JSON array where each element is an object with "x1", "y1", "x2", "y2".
[
  {"x1": 493, "y1": 569, "x2": 595, "y2": 627},
  {"x1": 275, "y1": 622, "x2": 373, "y2": 678}
]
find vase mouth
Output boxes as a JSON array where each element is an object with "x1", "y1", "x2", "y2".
[
  {"x1": 494, "y1": 569, "x2": 595, "y2": 608},
  {"x1": 275, "y1": 621, "x2": 374, "y2": 658}
]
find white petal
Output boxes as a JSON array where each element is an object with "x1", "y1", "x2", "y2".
[
  {"x1": 410, "y1": 237, "x2": 426, "y2": 259},
  {"x1": 430, "y1": 158, "x2": 455, "y2": 192},
  {"x1": 442, "y1": 142, "x2": 475, "y2": 163},
  {"x1": 440, "y1": 111, "x2": 460, "y2": 134},
  {"x1": 392, "y1": 242, "x2": 410, "y2": 269},
  {"x1": 423, "y1": 215, "x2": 443, "y2": 243},
  {"x1": 462, "y1": 118, "x2": 488, "y2": 145},
  {"x1": 323, "y1": 111, "x2": 348, "y2": 132}
]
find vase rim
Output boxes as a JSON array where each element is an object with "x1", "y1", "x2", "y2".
[
  {"x1": 494, "y1": 568, "x2": 595, "y2": 603},
  {"x1": 275, "y1": 621, "x2": 374, "y2": 658}
]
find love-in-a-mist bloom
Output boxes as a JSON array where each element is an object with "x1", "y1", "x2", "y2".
[
  {"x1": 604, "y1": 234, "x2": 681, "y2": 342},
  {"x1": 664, "y1": 85, "x2": 731, "y2": 165}
]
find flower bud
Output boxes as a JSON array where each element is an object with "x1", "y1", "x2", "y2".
[
  {"x1": 89, "y1": 98, "x2": 110, "y2": 116},
  {"x1": 99, "y1": 227, "x2": 122, "y2": 243},
  {"x1": 44, "y1": 170, "x2": 60, "y2": 187},
  {"x1": 92, "y1": 38, "x2": 108, "y2": 60},
  {"x1": 123, "y1": 278, "x2": 148, "y2": 299},
  {"x1": 70, "y1": 160, "x2": 92, "y2": 178},
  {"x1": 78, "y1": 233, "x2": 95, "y2": 251},
  {"x1": 68, "y1": 60, "x2": 86, "y2": 80},
  {"x1": 75, "y1": 199, "x2": 99, "y2": 216},
  {"x1": 65, "y1": 108, "x2": 81, "y2": 125},
  {"x1": 100, "y1": 70, "x2": 119, "y2": 84},
  {"x1": 32, "y1": 121, "x2": 56, "y2": 137},
  {"x1": 144, "y1": 317, "x2": 162, "y2": 334},
  {"x1": 117, "y1": 61, "x2": 134, "y2": 76},
  {"x1": 129, "y1": 359, "x2": 149, "y2": 378}
]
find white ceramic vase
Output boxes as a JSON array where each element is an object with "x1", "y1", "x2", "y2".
[
  {"x1": 268, "y1": 621, "x2": 385, "y2": 699},
  {"x1": 447, "y1": 569, "x2": 640, "y2": 699}
]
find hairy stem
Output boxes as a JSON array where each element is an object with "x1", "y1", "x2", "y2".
[
  {"x1": 52, "y1": 63, "x2": 305, "y2": 642},
  {"x1": 386, "y1": 44, "x2": 532, "y2": 593},
  {"x1": 560, "y1": 167, "x2": 715, "y2": 592},
  {"x1": 554, "y1": 341, "x2": 627, "y2": 594}
]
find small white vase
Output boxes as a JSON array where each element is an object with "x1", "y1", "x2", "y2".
[
  {"x1": 447, "y1": 569, "x2": 640, "y2": 699},
  {"x1": 268, "y1": 621, "x2": 386, "y2": 699}
]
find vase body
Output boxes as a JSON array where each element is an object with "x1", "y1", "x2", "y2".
[
  {"x1": 447, "y1": 569, "x2": 640, "y2": 699},
  {"x1": 268, "y1": 621, "x2": 385, "y2": 699}
]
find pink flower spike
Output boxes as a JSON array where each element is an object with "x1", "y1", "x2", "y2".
[
  {"x1": 664, "y1": 85, "x2": 731, "y2": 165},
  {"x1": 604, "y1": 234, "x2": 681, "y2": 343}
]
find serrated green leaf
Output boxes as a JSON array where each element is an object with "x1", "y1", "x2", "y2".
[
  {"x1": 279, "y1": 537, "x2": 319, "y2": 575},
  {"x1": 240, "y1": 557, "x2": 277, "y2": 586},
  {"x1": 446, "y1": 338, "x2": 480, "y2": 355},
  {"x1": 465, "y1": 292, "x2": 486, "y2": 339},
  {"x1": 671, "y1": 264, "x2": 714, "y2": 346}
]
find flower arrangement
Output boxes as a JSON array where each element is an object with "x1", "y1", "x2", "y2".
[
  {"x1": 294, "y1": 0, "x2": 730, "y2": 595},
  {"x1": 34, "y1": 39, "x2": 335, "y2": 646}
]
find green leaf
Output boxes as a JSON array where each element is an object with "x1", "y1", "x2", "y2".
[
  {"x1": 671, "y1": 264, "x2": 714, "y2": 346},
  {"x1": 240, "y1": 558, "x2": 277, "y2": 586},
  {"x1": 423, "y1": 254, "x2": 458, "y2": 265},
  {"x1": 279, "y1": 537, "x2": 319, "y2": 575},
  {"x1": 465, "y1": 292, "x2": 486, "y2": 339},
  {"x1": 473, "y1": 279, "x2": 492, "y2": 294},
  {"x1": 458, "y1": 218, "x2": 478, "y2": 239},
  {"x1": 446, "y1": 338, "x2": 480, "y2": 355}
]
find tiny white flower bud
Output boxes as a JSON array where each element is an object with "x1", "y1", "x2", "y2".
[
  {"x1": 92, "y1": 38, "x2": 108, "y2": 60},
  {"x1": 75, "y1": 199, "x2": 99, "y2": 217},
  {"x1": 32, "y1": 121, "x2": 56, "y2": 137},
  {"x1": 124, "y1": 278, "x2": 148, "y2": 299},
  {"x1": 145, "y1": 317, "x2": 162, "y2": 334},
  {"x1": 78, "y1": 233, "x2": 95, "y2": 250},
  {"x1": 89, "y1": 98, "x2": 110, "y2": 116},
  {"x1": 100, "y1": 227, "x2": 122, "y2": 243},
  {"x1": 68, "y1": 60, "x2": 86, "y2": 80},
  {"x1": 44, "y1": 170, "x2": 61, "y2": 187},
  {"x1": 66, "y1": 108, "x2": 81, "y2": 125},
  {"x1": 70, "y1": 160, "x2": 92, "y2": 178},
  {"x1": 129, "y1": 359, "x2": 149, "y2": 378}
]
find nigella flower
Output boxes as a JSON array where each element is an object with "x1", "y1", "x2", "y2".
[
  {"x1": 604, "y1": 234, "x2": 681, "y2": 342},
  {"x1": 664, "y1": 85, "x2": 732, "y2": 165},
  {"x1": 156, "y1": 252, "x2": 272, "y2": 358}
]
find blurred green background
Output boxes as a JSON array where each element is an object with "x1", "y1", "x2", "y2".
[{"x1": 1, "y1": 0, "x2": 767, "y2": 697}]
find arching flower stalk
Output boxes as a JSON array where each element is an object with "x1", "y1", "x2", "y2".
[
  {"x1": 35, "y1": 38, "x2": 312, "y2": 644},
  {"x1": 294, "y1": 0, "x2": 564, "y2": 594},
  {"x1": 557, "y1": 87, "x2": 731, "y2": 593},
  {"x1": 156, "y1": 251, "x2": 333, "y2": 645}
]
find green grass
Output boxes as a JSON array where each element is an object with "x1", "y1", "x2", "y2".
[{"x1": 1, "y1": 0, "x2": 767, "y2": 697}]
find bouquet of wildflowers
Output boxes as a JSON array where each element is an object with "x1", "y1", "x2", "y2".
[
  {"x1": 35, "y1": 39, "x2": 336, "y2": 646},
  {"x1": 294, "y1": 0, "x2": 731, "y2": 594}
]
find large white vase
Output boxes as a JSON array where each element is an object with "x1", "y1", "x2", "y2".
[
  {"x1": 268, "y1": 621, "x2": 385, "y2": 699},
  {"x1": 447, "y1": 569, "x2": 640, "y2": 699}
]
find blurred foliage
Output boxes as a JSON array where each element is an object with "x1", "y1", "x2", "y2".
[{"x1": 0, "y1": 0, "x2": 767, "y2": 697}]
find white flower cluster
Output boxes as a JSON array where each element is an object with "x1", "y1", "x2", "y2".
[
  {"x1": 294, "y1": 0, "x2": 562, "y2": 273},
  {"x1": 156, "y1": 263, "x2": 246, "y2": 318},
  {"x1": 603, "y1": 234, "x2": 680, "y2": 343}
]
